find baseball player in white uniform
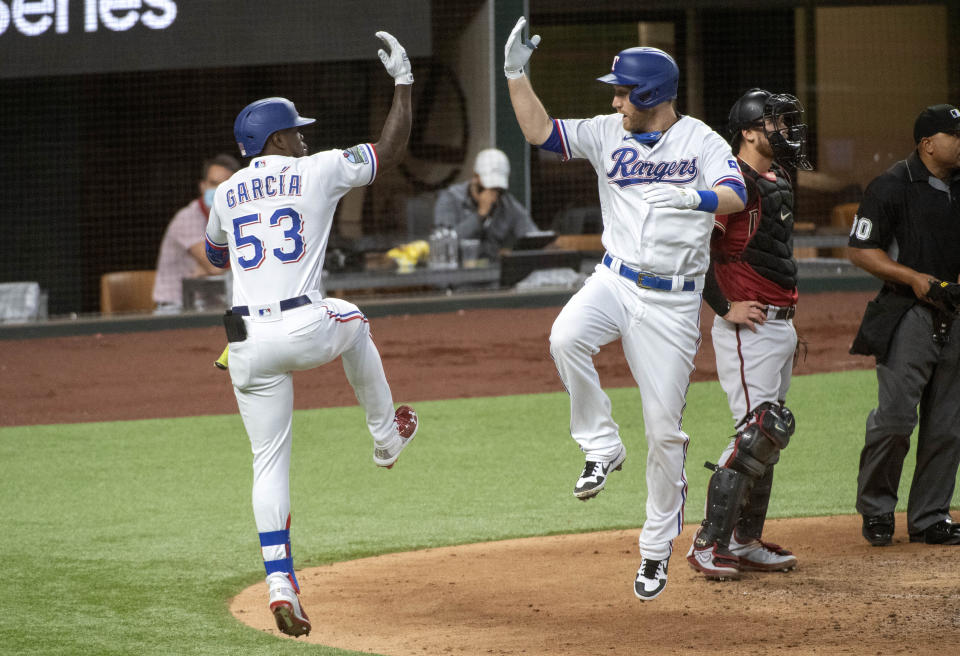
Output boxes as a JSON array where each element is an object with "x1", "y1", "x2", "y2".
[
  {"x1": 504, "y1": 17, "x2": 746, "y2": 601},
  {"x1": 204, "y1": 31, "x2": 418, "y2": 637}
]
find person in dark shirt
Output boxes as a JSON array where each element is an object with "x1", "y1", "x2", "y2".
[
  {"x1": 433, "y1": 148, "x2": 537, "y2": 260},
  {"x1": 848, "y1": 103, "x2": 960, "y2": 547}
]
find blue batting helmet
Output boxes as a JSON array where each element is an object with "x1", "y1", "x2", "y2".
[
  {"x1": 233, "y1": 97, "x2": 315, "y2": 157},
  {"x1": 597, "y1": 47, "x2": 679, "y2": 110}
]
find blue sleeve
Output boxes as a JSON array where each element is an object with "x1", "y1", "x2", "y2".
[
  {"x1": 718, "y1": 178, "x2": 747, "y2": 205},
  {"x1": 539, "y1": 119, "x2": 563, "y2": 154},
  {"x1": 205, "y1": 237, "x2": 230, "y2": 268}
]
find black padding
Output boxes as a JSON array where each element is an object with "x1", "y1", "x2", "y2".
[
  {"x1": 778, "y1": 405, "x2": 796, "y2": 436},
  {"x1": 729, "y1": 425, "x2": 774, "y2": 478},
  {"x1": 736, "y1": 466, "x2": 774, "y2": 541},
  {"x1": 696, "y1": 466, "x2": 750, "y2": 548},
  {"x1": 754, "y1": 402, "x2": 795, "y2": 449}
]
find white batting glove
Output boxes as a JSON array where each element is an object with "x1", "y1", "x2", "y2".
[
  {"x1": 642, "y1": 183, "x2": 701, "y2": 209},
  {"x1": 504, "y1": 17, "x2": 540, "y2": 79},
  {"x1": 376, "y1": 31, "x2": 413, "y2": 85}
]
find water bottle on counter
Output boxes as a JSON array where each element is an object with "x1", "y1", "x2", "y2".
[
  {"x1": 428, "y1": 228, "x2": 445, "y2": 270},
  {"x1": 445, "y1": 228, "x2": 459, "y2": 269},
  {"x1": 429, "y1": 227, "x2": 459, "y2": 269}
]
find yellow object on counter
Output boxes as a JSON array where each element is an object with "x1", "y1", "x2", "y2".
[{"x1": 387, "y1": 240, "x2": 430, "y2": 272}]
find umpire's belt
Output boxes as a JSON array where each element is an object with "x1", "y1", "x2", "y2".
[
  {"x1": 232, "y1": 295, "x2": 312, "y2": 319},
  {"x1": 603, "y1": 253, "x2": 703, "y2": 292},
  {"x1": 766, "y1": 305, "x2": 796, "y2": 321}
]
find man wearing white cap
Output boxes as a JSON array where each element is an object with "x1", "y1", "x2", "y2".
[{"x1": 433, "y1": 148, "x2": 537, "y2": 259}]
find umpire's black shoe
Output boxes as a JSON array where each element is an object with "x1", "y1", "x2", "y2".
[
  {"x1": 861, "y1": 513, "x2": 894, "y2": 546},
  {"x1": 909, "y1": 519, "x2": 960, "y2": 545}
]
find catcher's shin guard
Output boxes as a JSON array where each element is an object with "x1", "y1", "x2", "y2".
[
  {"x1": 695, "y1": 463, "x2": 750, "y2": 549},
  {"x1": 729, "y1": 403, "x2": 795, "y2": 479},
  {"x1": 736, "y1": 465, "x2": 774, "y2": 542}
]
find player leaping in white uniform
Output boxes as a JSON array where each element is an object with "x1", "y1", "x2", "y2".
[
  {"x1": 204, "y1": 31, "x2": 417, "y2": 638},
  {"x1": 503, "y1": 17, "x2": 746, "y2": 601}
]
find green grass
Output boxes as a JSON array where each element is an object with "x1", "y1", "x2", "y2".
[{"x1": 1, "y1": 369, "x2": 955, "y2": 655}]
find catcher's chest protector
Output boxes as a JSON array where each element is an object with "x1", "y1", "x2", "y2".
[{"x1": 743, "y1": 165, "x2": 797, "y2": 290}]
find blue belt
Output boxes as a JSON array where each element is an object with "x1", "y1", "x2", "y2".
[
  {"x1": 602, "y1": 254, "x2": 697, "y2": 291},
  {"x1": 232, "y1": 295, "x2": 312, "y2": 316}
]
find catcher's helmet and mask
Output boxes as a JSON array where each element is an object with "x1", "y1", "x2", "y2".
[
  {"x1": 597, "y1": 47, "x2": 679, "y2": 110},
  {"x1": 234, "y1": 97, "x2": 316, "y2": 157},
  {"x1": 728, "y1": 88, "x2": 812, "y2": 170}
]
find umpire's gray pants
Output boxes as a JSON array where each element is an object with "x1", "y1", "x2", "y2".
[{"x1": 855, "y1": 305, "x2": 960, "y2": 533}]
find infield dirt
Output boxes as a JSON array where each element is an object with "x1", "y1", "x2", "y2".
[{"x1": 6, "y1": 290, "x2": 959, "y2": 654}]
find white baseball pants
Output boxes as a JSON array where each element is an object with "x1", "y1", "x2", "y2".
[
  {"x1": 712, "y1": 313, "x2": 796, "y2": 471},
  {"x1": 227, "y1": 296, "x2": 397, "y2": 573},
  {"x1": 711, "y1": 312, "x2": 796, "y2": 429},
  {"x1": 550, "y1": 265, "x2": 702, "y2": 560}
]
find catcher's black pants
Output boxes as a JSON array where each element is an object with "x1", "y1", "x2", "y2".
[{"x1": 856, "y1": 305, "x2": 960, "y2": 534}]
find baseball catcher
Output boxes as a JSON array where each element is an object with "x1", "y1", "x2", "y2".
[{"x1": 687, "y1": 89, "x2": 811, "y2": 580}]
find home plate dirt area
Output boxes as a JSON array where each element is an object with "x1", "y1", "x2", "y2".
[
  {"x1": 8, "y1": 291, "x2": 958, "y2": 654},
  {"x1": 230, "y1": 514, "x2": 960, "y2": 655}
]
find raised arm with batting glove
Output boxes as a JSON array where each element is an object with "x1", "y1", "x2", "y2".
[
  {"x1": 371, "y1": 31, "x2": 413, "y2": 170},
  {"x1": 504, "y1": 17, "x2": 540, "y2": 79},
  {"x1": 504, "y1": 17, "x2": 553, "y2": 146},
  {"x1": 376, "y1": 30, "x2": 414, "y2": 85}
]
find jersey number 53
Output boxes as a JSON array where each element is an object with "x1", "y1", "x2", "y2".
[{"x1": 232, "y1": 208, "x2": 306, "y2": 270}]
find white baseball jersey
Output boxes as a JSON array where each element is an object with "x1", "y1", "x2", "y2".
[
  {"x1": 548, "y1": 112, "x2": 741, "y2": 563},
  {"x1": 205, "y1": 144, "x2": 379, "y2": 307},
  {"x1": 552, "y1": 114, "x2": 744, "y2": 275},
  {"x1": 206, "y1": 142, "x2": 405, "y2": 599}
]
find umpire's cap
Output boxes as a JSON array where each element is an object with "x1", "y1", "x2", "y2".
[
  {"x1": 597, "y1": 47, "x2": 679, "y2": 110},
  {"x1": 914, "y1": 104, "x2": 960, "y2": 144},
  {"x1": 234, "y1": 97, "x2": 315, "y2": 157}
]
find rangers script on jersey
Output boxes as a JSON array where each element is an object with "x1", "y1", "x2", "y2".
[{"x1": 552, "y1": 114, "x2": 744, "y2": 276}]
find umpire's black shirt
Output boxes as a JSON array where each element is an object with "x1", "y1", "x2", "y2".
[{"x1": 848, "y1": 150, "x2": 960, "y2": 295}]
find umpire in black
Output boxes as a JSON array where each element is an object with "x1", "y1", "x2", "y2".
[{"x1": 848, "y1": 103, "x2": 960, "y2": 546}]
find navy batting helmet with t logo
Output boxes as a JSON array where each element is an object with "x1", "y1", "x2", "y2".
[
  {"x1": 597, "y1": 47, "x2": 679, "y2": 110},
  {"x1": 233, "y1": 97, "x2": 316, "y2": 157}
]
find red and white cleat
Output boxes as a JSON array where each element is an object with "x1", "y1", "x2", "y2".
[
  {"x1": 686, "y1": 529, "x2": 741, "y2": 580},
  {"x1": 267, "y1": 573, "x2": 311, "y2": 637},
  {"x1": 373, "y1": 405, "x2": 419, "y2": 468}
]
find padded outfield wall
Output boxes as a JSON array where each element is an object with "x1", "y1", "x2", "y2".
[{"x1": 1, "y1": 0, "x2": 957, "y2": 318}]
